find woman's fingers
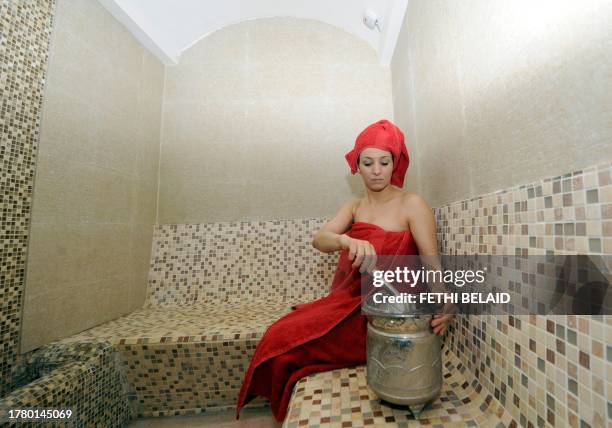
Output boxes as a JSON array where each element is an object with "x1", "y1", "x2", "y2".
[
  {"x1": 432, "y1": 315, "x2": 443, "y2": 325},
  {"x1": 369, "y1": 244, "x2": 378, "y2": 272},
  {"x1": 348, "y1": 239, "x2": 357, "y2": 261},
  {"x1": 431, "y1": 314, "x2": 450, "y2": 325},
  {"x1": 352, "y1": 241, "x2": 367, "y2": 269},
  {"x1": 360, "y1": 244, "x2": 377, "y2": 273},
  {"x1": 347, "y1": 238, "x2": 377, "y2": 272},
  {"x1": 359, "y1": 245, "x2": 376, "y2": 273},
  {"x1": 433, "y1": 325, "x2": 446, "y2": 335},
  {"x1": 431, "y1": 314, "x2": 452, "y2": 336},
  {"x1": 432, "y1": 320, "x2": 446, "y2": 335},
  {"x1": 359, "y1": 255, "x2": 369, "y2": 272}
]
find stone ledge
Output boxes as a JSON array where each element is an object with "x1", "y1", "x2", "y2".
[
  {"x1": 50, "y1": 298, "x2": 302, "y2": 418},
  {"x1": 282, "y1": 345, "x2": 518, "y2": 427}
]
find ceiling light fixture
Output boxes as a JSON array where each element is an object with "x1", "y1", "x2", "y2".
[{"x1": 363, "y1": 10, "x2": 381, "y2": 32}]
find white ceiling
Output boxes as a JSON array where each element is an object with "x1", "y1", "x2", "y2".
[{"x1": 97, "y1": 0, "x2": 409, "y2": 66}]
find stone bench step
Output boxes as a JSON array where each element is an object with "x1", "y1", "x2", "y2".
[
  {"x1": 282, "y1": 346, "x2": 518, "y2": 427},
  {"x1": 54, "y1": 299, "x2": 305, "y2": 418}
]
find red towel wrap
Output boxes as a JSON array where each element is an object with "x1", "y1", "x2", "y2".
[{"x1": 235, "y1": 221, "x2": 422, "y2": 421}]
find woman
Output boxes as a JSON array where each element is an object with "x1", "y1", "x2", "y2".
[{"x1": 235, "y1": 119, "x2": 454, "y2": 422}]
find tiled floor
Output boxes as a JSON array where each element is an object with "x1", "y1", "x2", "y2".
[{"x1": 128, "y1": 406, "x2": 281, "y2": 428}]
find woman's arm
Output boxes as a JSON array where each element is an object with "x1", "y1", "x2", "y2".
[
  {"x1": 311, "y1": 200, "x2": 355, "y2": 253},
  {"x1": 404, "y1": 194, "x2": 446, "y2": 291},
  {"x1": 404, "y1": 194, "x2": 456, "y2": 335},
  {"x1": 404, "y1": 193, "x2": 438, "y2": 257},
  {"x1": 312, "y1": 200, "x2": 377, "y2": 272}
]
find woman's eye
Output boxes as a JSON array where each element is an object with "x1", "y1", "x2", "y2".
[
  {"x1": 364, "y1": 163, "x2": 372, "y2": 167},
  {"x1": 381, "y1": 163, "x2": 389, "y2": 166}
]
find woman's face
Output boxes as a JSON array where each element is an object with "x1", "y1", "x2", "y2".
[{"x1": 357, "y1": 147, "x2": 393, "y2": 190}]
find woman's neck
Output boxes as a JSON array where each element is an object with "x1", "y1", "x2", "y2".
[{"x1": 364, "y1": 185, "x2": 402, "y2": 207}]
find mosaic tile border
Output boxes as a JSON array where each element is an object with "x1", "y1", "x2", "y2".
[
  {"x1": 0, "y1": 340, "x2": 131, "y2": 427},
  {"x1": 0, "y1": 0, "x2": 56, "y2": 395}
]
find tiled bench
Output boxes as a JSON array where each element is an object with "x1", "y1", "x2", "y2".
[
  {"x1": 56, "y1": 299, "x2": 305, "y2": 417},
  {"x1": 282, "y1": 344, "x2": 519, "y2": 428},
  {"x1": 50, "y1": 219, "x2": 338, "y2": 418},
  {"x1": 1, "y1": 341, "x2": 131, "y2": 427}
]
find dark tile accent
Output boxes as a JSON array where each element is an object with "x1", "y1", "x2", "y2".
[{"x1": 586, "y1": 189, "x2": 598, "y2": 203}]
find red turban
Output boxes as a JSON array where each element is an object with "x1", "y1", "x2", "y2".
[{"x1": 344, "y1": 119, "x2": 410, "y2": 187}]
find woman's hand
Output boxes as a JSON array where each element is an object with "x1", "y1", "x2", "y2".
[
  {"x1": 431, "y1": 303, "x2": 457, "y2": 336},
  {"x1": 339, "y1": 234, "x2": 377, "y2": 274},
  {"x1": 431, "y1": 313, "x2": 453, "y2": 336}
]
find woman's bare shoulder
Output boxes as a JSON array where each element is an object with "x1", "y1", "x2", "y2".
[
  {"x1": 401, "y1": 192, "x2": 433, "y2": 212},
  {"x1": 332, "y1": 198, "x2": 361, "y2": 219},
  {"x1": 323, "y1": 198, "x2": 361, "y2": 234},
  {"x1": 345, "y1": 198, "x2": 362, "y2": 217}
]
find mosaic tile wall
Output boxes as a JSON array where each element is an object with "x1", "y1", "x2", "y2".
[
  {"x1": 0, "y1": 0, "x2": 55, "y2": 396},
  {"x1": 146, "y1": 218, "x2": 339, "y2": 306},
  {"x1": 434, "y1": 161, "x2": 612, "y2": 428}
]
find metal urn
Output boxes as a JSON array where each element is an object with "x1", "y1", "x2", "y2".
[{"x1": 362, "y1": 280, "x2": 443, "y2": 419}]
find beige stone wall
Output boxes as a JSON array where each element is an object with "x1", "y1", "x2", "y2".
[
  {"x1": 21, "y1": 0, "x2": 164, "y2": 352},
  {"x1": 391, "y1": 0, "x2": 612, "y2": 207},
  {"x1": 158, "y1": 17, "x2": 394, "y2": 223}
]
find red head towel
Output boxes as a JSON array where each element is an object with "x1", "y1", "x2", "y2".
[{"x1": 344, "y1": 119, "x2": 410, "y2": 187}]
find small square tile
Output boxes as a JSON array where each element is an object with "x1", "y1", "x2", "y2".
[
  {"x1": 586, "y1": 189, "x2": 599, "y2": 203},
  {"x1": 589, "y1": 238, "x2": 601, "y2": 252}
]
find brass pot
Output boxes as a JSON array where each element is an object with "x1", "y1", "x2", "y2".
[{"x1": 365, "y1": 312, "x2": 442, "y2": 418}]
